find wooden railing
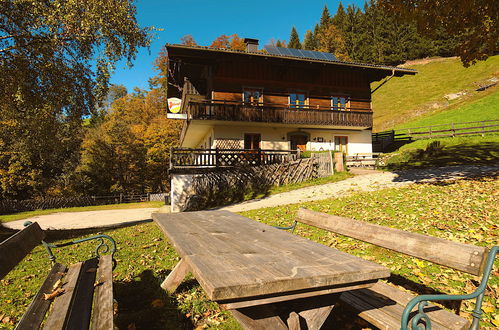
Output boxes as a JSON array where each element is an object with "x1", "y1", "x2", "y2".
[
  {"x1": 170, "y1": 148, "x2": 299, "y2": 169},
  {"x1": 187, "y1": 100, "x2": 372, "y2": 127}
]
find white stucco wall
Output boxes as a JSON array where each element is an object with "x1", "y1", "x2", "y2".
[{"x1": 197, "y1": 124, "x2": 372, "y2": 155}]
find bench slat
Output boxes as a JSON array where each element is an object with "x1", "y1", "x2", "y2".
[
  {"x1": 296, "y1": 208, "x2": 487, "y2": 275},
  {"x1": 43, "y1": 262, "x2": 83, "y2": 330},
  {"x1": 64, "y1": 258, "x2": 99, "y2": 330},
  {"x1": 91, "y1": 255, "x2": 114, "y2": 330},
  {"x1": 0, "y1": 222, "x2": 45, "y2": 279},
  {"x1": 15, "y1": 263, "x2": 67, "y2": 330},
  {"x1": 340, "y1": 282, "x2": 469, "y2": 330}
]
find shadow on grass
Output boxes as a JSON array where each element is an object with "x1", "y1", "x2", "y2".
[
  {"x1": 114, "y1": 269, "x2": 193, "y2": 330},
  {"x1": 385, "y1": 142, "x2": 499, "y2": 173}
]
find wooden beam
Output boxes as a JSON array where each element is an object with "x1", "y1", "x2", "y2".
[
  {"x1": 43, "y1": 262, "x2": 83, "y2": 330},
  {"x1": 0, "y1": 222, "x2": 44, "y2": 279},
  {"x1": 230, "y1": 305, "x2": 288, "y2": 330},
  {"x1": 296, "y1": 208, "x2": 487, "y2": 276},
  {"x1": 15, "y1": 263, "x2": 67, "y2": 330},
  {"x1": 160, "y1": 259, "x2": 190, "y2": 293},
  {"x1": 91, "y1": 255, "x2": 114, "y2": 330}
]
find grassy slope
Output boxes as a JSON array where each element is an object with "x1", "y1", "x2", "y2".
[
  {"x1": 395, "y1": 88, "x2": 499, "y2": 130},
  {"x1": 372, "y1": 55, "x2": 499, "y2": 131},
  {"x1": 0, "y1": 201, "x2": 164, "y2": 223},
  {"x1": 380, "y1": 134, "x2": 499, "y2": 169}
]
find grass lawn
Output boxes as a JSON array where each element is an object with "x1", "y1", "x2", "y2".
[
  {"x1": 372, "y1": 55, "x2": 499, "y2": 131},
  {"x1": 0, "y1": 201, "x2": 164, "y2": 223},
  {"x1": 380, "y1": 134, "x2": 499, "y2": 169},
  {"x1": 1, "y1": 177, "x2": 497, "y2": 328}
]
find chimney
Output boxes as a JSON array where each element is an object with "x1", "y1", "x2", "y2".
[{"x1": 243, "y1": 38, "x2": 259, "y2": 52}]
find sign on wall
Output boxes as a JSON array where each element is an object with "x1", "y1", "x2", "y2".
[
  {"x1": 167, "y1": 97, "x2": 182, "y2": 113},
  {"x1": 167, "y1": 97, "x2": 187, "y2": 119}
]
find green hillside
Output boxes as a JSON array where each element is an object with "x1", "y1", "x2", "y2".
[
  {"x1": 372, "y1": 56, "x2": 499, "y2": 131},
  {"x1": 395, "y1": 88, "x2": 499, "y2": 129}
]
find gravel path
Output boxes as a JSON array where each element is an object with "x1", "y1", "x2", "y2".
[
  {"x1": 221, "y1": 165, "x2": 498, "y2": 212},
  {"x1": 4, "y1": 208, "x2": 159, "y2": 230}
]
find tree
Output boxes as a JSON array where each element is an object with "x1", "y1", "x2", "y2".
[
  {"x1": 275, "y1": 40, "x2": 286, "y2": 47},
  {"x1": 229, "y1": 34, "x2": 246, "y2": 51},
  {"x1": 379, "y1": 0, "x2": 499, "y2": 66},
  {"x1": 288, "y1": 27, "x2": 302, "y2": 49},
  {"x1": 0, "y1": 0, "x2": 152, "y2": 199},
  {"x1": 210, "y1": 34, "x2": 231, "y2": 48},
  {"x1": 303, "y1": 30, "x2": 318, "y2": 50},
  {"x1": 319, "y1": 5, "x2": 331, "y2": 30},
  {"x1": 180, "y1": 34, "x2": 197, "y2": 46},
  {"x1": 317, "y1": 24, "x2": 350, "y2": 61},
  {"x1": 331, "y1": 2, "x2": 347, "y2": 28}
]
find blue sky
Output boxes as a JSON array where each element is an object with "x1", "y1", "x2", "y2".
[{"x1": 110, "y1": 0, "x2": 365, "y2": 92}]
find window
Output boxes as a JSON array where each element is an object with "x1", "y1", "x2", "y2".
[
  {"x1": 243, "y1": 88, "x2": 262, "y2": 105},
  {"x1": 334, "y1": 136, "x2": 348, "y2": 154},
  {"x1": 332, "y1": 96, "x2": 349, "y2": 110},
  {"x1": 289, "y1": 93, "x2": 306, "y2": 109},
  {"x1": 244, "y1": 133, "x2": 261, "y2": 150}
]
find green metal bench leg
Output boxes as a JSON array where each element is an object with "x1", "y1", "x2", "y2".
[
  {"x1": 274, "y1": 220, "x2": 297, "y2": 233},
  {"x1": 24, "y1": 221, "x2": 117, "y2": 268},
  {"x1": 401, "y1": 246, "x2": 498, "y2": 330}
]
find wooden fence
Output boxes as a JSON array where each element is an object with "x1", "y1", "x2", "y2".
[
  {"x1": 170, "y1": 148, "x2": 299, "y2": 169},
  {"x1": 401, "y1": 119, "x2": 499, "y2": 139},
  {"x1": 372, "y1": 119, "x2": 499, "y2": 152},
  {"x1": 311, "y1": 151, "x2": 334, "y2": 177},
  {"x1": 0, "y1": 193, "x2": 169, "y2": 215},
  {"x1": 178, "y1": 157, "x2": 327, "y2": 211}
]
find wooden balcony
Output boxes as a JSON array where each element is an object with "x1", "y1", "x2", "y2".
[
  {"x1": 187, "y1": 100, "x2": 372, "y2": 127},
  {"x1": 170, "y1": 148, "x2": 299, "y2": 171}
]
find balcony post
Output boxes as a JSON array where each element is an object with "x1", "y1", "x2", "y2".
[{"x1": 215, "y1": 148, "x2": 219, "y2": 168}]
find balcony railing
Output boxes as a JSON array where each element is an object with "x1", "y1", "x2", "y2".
[
  {"x1": 170, "y1": 148, "x2": 299, "y2": 169},
  {"x1": 187, "y1": 100, "x2": 372, "y2": 127}
]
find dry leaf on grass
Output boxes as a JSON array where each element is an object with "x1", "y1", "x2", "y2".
[{"x1": 43, "y1": 287, "x2": 65, "y2": 300}]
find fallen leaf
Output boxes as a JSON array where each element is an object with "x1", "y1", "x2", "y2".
[
  {"x1": 43, "y1": 288, "x2": 65, "y2": 300},
  {"x1": 86, "y1": 268, "x2": 97, "y2": 273},
  {"x1": 52, "y1": 279, "x2": 62, "y2": 290},
  {"x1": 151, "y1": 299, "x2": 165, "y2": 308}
]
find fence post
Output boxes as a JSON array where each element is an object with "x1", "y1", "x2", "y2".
[
  {"x1": 329, "y1": 150, "x2": 335, "y2": 175},
  {"x1": 452, "y1": 123, "x2": 455, "y2": 137},
  {"x1": 429, "y1": 127, "x2": 432, "y2": 138},
  {"x1": 482, "y1": 121, "x2": 485, "y2": 137},
  {"x1": 215, "y1": 148, "x2": 219, "y2": 168},
  {"x1": 119, "y1": 193, "x2": 123, "y2": 204}
]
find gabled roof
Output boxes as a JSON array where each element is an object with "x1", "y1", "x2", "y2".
[{"x1": 166, "y1": 44, "x2": 417, "y2": 76}]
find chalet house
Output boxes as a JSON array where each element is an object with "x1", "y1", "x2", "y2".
[{"x1": 167, "y1": 39, "x2": 416, "y2": 169}]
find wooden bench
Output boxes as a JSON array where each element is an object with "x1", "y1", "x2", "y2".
[
  {"x1": 0, "y1": 222, "x2": 116, "y2": 329},
  {"x1": 280, "y1": 208, "x2": 498, "y2": 330},
  {"x1": 346, "y1": 153, "x2": 381, "y2": 168}
]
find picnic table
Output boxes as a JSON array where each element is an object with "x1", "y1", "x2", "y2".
[{"x1": 152, "y1": 210, "x2": 390, "y2": 329}]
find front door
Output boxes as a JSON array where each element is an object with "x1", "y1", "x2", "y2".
[
  {"x1": 244, "y1": 133, "x2": 261, "y2": 150},
  {"x1": 290, "y1": 135, "x2": 308, "y2": 151}
]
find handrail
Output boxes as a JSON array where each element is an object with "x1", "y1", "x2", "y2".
[{"x1": 192, "y1": 99, "x2": 372, "y2": 113}]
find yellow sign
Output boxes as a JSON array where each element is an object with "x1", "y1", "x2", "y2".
[{"x1": 167, "y1": 98, "x2": 182, "y2": 113}]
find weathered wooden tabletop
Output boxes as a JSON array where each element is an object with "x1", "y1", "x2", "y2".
[{"x1": 153, "y1": 210, "x2": 389, "y2": 302}]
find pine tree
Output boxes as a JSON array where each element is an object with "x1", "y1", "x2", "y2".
[
  {"x1": 288, "y1": 27, "x2": 302, "y2": 49},
  {"x1": 342, "y1": 5, "x2": 363, "y2": 61},
  {"x1": 319, "y1": 5, "x2": 331, "y2": 30},
  {"x1": 303, "y1": 30, "x2": 318, "y2": 50},
  {"x1": 331, "y1": 2, "x2": 347, "y2": 30}
]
